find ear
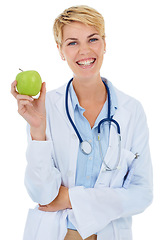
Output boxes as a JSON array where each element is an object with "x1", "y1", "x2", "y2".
[
  {"x1": 57, "y1": 44, "x2": 65, "y2": 61},
  {"x1": 103, "y1": 39, "x2": 106, "y2": 53}
]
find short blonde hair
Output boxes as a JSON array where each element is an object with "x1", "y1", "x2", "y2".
[{"x1": 53, "y1": 5, "x2": 105, "y2": 46}]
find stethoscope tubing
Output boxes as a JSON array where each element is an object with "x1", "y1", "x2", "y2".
[
  {"x1": 65, "y1": 78, "x2": 122, "y2": 169},
  {"x1": 65, "y1": 78, "x2": 112, "y2": 143},
  {"x1": 65, "y1": 78, "x2": 120, "y2": 140},
  {"x1": 98, "y1": 118, "x2": 121, "y2": 134},
  {"x1": 65, "y1": 78, "x2": 83, "y2": 144}
]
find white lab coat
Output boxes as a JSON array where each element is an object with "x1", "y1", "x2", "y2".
[{"x1": 23, "y1": 81, "x2": 153, "y2": 240}]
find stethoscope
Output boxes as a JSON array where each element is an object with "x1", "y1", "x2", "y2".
[{"x1": 65, "y1": 78, "x2": 121, "y2": 171}]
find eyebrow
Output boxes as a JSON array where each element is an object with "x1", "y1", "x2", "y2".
[
  {"x1": 87, "y1": 33, "x2": 99, "y2": 38},
  {"x1": 64, "y1": 33, "x2": 99, "y2": 42}
]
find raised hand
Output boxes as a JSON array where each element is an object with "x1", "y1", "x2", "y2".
[{"x1": 11, "y1": 80, "x2": 47, "y2": 140}]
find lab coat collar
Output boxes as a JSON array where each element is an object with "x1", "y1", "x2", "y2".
[{"x1": 101, "y1": 77, "x2": 118, "y2": 112}]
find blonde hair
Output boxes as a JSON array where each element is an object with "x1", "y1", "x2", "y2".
[{"x1": 53, "y1": 5, "x2": 105, "y2": 46}]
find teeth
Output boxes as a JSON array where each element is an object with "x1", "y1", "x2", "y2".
[{"x1": 77, "y1": 59, "x2": 95, "y2": 66}]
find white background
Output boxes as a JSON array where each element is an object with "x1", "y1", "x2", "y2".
[{"x1": 0, "y1": 0, "x2": 160, "y2": 239}]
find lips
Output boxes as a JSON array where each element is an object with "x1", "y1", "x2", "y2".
[{"x1": 76, "y1": 58, "x2": 96, "y2": 67}]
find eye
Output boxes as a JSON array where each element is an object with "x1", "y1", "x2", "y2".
[
  {"x1": 89, "y1": 38, "x2": 98, "y2": 43},
  {"x1": 68, "y1": 41, "x2": 77, "y2": 46}
]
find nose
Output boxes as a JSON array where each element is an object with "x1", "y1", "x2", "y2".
[{"x1": 78, "y1": 42, "x2": 91, "y2": 55}]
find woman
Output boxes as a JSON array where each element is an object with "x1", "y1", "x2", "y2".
[{"x1": 11, "y1": 5, "x2": 153, "y2": 240}]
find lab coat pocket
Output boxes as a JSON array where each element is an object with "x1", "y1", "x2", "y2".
[
  {"x1": 95, "y1": 149, "x2": 136, "y2": 189},
  {"x1": 23, "y1": 206, "x2": 67, "y2": 240},
  {"x1": 109, "y1": 149, "x2": 136, "y2": 188}
]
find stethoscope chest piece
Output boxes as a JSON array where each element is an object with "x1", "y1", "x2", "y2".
[{"x1": 81, "y1": 141, "x2": 92, "y2": 155}]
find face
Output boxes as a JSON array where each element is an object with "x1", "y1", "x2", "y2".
[{"x1": 59, "y1": 22, "x2": 106, "y2": 81}]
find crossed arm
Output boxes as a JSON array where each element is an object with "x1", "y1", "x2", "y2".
[{"x1": 38, "y1": 185, "x2": 72, "y2": 212}]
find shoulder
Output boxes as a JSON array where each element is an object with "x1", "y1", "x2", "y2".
[
  {"x1": 113, "y1": 85, "x2": 149, "y2": 143},
  {"x1": 45, "y1": 83, "x2": 67, "y2": 105},
  {"x1": 113, "y1": 84, "x2": 146, "y2": 118},
  {"x1": 103, "y1": 78, "x2": 144, "y2": 115}
]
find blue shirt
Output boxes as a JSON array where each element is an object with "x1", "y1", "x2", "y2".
[{"x1": 67, "y1": 79, "x2": 118, "y2": 230}]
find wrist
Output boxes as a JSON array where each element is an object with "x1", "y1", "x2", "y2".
[{"x1": 30, "y1": 126, "x2": 46, "y2": 141}]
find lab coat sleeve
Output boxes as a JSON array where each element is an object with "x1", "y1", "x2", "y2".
[
  {"x1": 24, "y1": 96, "x2": 62, "y2": 205},
  {"x1": 68, "y1": 102, "x2": 153, "y2": 239}
]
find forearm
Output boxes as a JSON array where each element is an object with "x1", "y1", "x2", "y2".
[
  {"x1": 30, "y1": 122, "x2": 46, "y2": 141},
  {"x1": 38, "y1": 186, "x2": 72, "y2": 211},
  {"x1": 68, "y1": 182, "x2": 152, "y2": 239},
  {"x1": 25, "y1": 126, "x2": 62, "y2": 204}
]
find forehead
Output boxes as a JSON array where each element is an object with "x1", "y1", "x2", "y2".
[{"x1": 62, "y1": 22, "x2": 99, "y2": 40}]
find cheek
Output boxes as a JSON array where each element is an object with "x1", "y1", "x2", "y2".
[
  {"x1": 92, "y1": 43, "x2": 105, "y2": 55},
  {"x1": 63, "y1": 51, "x2": 78, "y2": 70},
  {"x1": 63, "y1": 47, "x2": 77, "y2": 60}
]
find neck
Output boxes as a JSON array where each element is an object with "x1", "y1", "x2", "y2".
[{"x1": 72, "y1": 75, "x2": 107, "y2": 104}]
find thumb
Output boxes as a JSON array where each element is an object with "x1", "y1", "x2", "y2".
[{"x1": 39, "y1": 82, "x2": 46, "y2": 101}]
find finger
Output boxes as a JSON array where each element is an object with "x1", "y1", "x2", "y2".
[
  {"x1": 38, "y1": 205, "x2": 48, "y2": 211},
  {"x1": 38, "y1": 207, "x2": 46, "y2": 211},
  {"x1": 39, "y1": 82, "x2": 46, "y2": 101},
  {"x1": 18, "y1": 99, "x2": 33, "y2": 108},
  {"x1": 38, "y1": 204, "x2": 47, "y2": 207},
  {"x1": 18, "y1": 100, "x2": 33, "y2": 114},
  {"x1": 16, "y1": 94, "x2": 34, "y2": 102},
  {"x1": 38, "y1": 206, "x2": 55, "y2": 212},
  {"x1": 11, "y1": 80, "x2": 18, "y2": 98}
]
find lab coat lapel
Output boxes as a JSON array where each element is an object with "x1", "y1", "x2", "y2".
[
  {"x1": 54, "y1": 84, "x2": 75, "y2": 130},
  {"x1": 55, "y1": 84, "x2": 79, "y2": 187}
]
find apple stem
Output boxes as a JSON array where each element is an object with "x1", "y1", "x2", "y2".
[{"x1": 19, "y1": 68, "x2": 24, "y2": 72}]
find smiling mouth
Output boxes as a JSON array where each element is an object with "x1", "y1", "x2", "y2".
[{"x1": 76, "y1": 58, "x2": 96, "y2": 67}]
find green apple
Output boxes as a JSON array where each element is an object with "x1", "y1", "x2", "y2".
[{"x1": 16, "y1": 70, "x2": 42, "y2": 96}]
